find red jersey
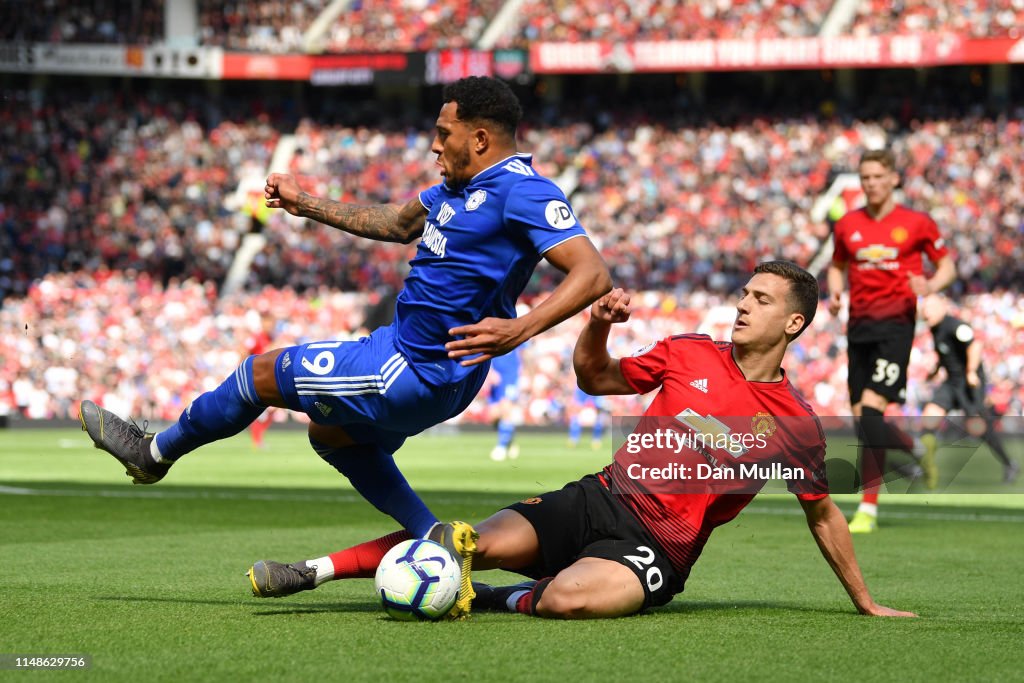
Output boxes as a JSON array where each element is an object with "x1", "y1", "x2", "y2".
[
  {"x1": 832, "y1": 204, "x2": 948, "y2": 328},
  {"x1": 603, "y1": 334, "x2": 826, "y2": 580}
]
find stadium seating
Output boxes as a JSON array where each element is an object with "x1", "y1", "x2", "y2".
[
  {"x1": 849, "y1": 0, "x2": 1024, "y2": 39},
  {"x1": 5, "y1": 0, "x2": 1021, "y2": 53},
  {"x1": 197, "y1": 0, "x2": 328, "y2": 53},
  {"x1": 0, "y1": 0, "x2": 165, "y2": 43},
  {"x1": 0, "y1": 88, "x2": 280, "y2": 304},
  {"x1": 324, "y1": 0, "x2": 504, "y2": 53},
  {"x1": 2, "y1": 271, "x2": 1021, "y2": 422},
  {"x1": 501, "y1": 0, "x2": 831, "y2": 48}
]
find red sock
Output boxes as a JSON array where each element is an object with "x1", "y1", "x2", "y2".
[
  {"x1": 860, "y1": 447, "x2": 885, "y2": 504},
  {"x1": 515, "y1": 577, "x2": 554, "y2": 616},
  {"x1": 329, "y1": 530, "x2": 412, "y2": 579},
  {"x1": 249, "y1": 416, "x2": 270, "y2": 447}
]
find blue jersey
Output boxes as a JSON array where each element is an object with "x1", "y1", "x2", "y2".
[{"x1": 396, "y1": 153, "x2": 588, "y2": 385}]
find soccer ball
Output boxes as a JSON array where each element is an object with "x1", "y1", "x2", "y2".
[{"x1": 374, "y1": 539, "x2": 461, "y2": 621}]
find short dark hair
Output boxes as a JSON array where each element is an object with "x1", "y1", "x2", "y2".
[
  {"x1": 859, "y1": 148, "x2": 896, "y2": 171},
  {"x1": 442, "y1": 76, "x2": 522, "y2": 140},
  {"x1": 753, "y1": 261, "x2": 818, "y2": 339}
]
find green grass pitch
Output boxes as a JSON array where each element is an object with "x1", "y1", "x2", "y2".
[{"x1": 1, "y1": 428, "x2": 1022, "y2": 681}]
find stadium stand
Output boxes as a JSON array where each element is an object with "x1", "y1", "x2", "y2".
[
  {"x1": 197, "y1": 0, "x2": 329, "y2": 53},
  {"x1": 849, "y1": 0, "x2": 1024, "y2": 38},
  {"x1": 323, "y1": 0, "x2": 505, "y2": 53},
  {"x1": 501, "y1": 0, "x2": 832, "y2": 47},
  {"x1": 0, "y1": 0, "x2": 165, "y2": 44},
  {"x1": 0, "y1": 87, "x2": 282, "y2": 304},
  {"x1": 1, "y1": 3, "x2": 1022, "y2": 425},
  {"x1": 2, "y1": 271, "x2": 1021, "y2": 423}
]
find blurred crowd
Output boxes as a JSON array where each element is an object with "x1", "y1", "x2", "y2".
[
  {"x1": 4, "y1": 84, "x2": 1022, "y2": 307},
  {"x1": 850, "y1": 0, "x2": 1024, "y2": 38},
  {"x1": 0, "y1": 88, "x2": 280, "y2": 304},
  {"x1": 0, "y1": 0, "x2": 164, "y2": 44},
  {"x1": 500, "y1": 0, "x2": 829, "y2": 49},
  {"x1": 197, "y1": 0, "x2": 328, "y2": 53},
  {"x1": 1, "y1": 76, "x2": 1022, "y2": 426},
  {"x1": 4, "y1": 1, "x2": 1022, "y2": 54},
  {"x1": 324, "y1": 0, "x2": 504, "y2": 52},
  {"x1": 2, "y1": 272, "x2": 1021, "y2": 425}
]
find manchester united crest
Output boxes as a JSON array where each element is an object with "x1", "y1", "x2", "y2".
[
  {"x1": 890, "y1": 226, "x2": 909, "y2": 244},
  {"x1": 751, "y1": 412, "x2": 776, "y2": 439}
]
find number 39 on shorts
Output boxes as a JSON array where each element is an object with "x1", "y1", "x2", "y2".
[
  {"x1": 871, "y1": 358, "x2": 901, "y2": 386},
  {"x1": 302, "y1": 342, "x2": 342, "y2": 375}
]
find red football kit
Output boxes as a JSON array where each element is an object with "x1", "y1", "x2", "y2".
[
  {"x1": 832, "y1": 204, "x2": 948, "y2": 330},
  {"x1": 601, "y1": 335, "x2": 827, "y2": 580}
]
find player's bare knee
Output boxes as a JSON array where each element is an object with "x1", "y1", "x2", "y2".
[{"x1": 535, "y1": 579, "x2": 589, "y2": 618}]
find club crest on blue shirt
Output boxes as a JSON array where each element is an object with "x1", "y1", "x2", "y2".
[{"x1": 466, "y1": 190, "x2": 487, "y2": 211}]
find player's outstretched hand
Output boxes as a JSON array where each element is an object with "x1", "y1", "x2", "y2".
[
  {"x1": 862, "y1": 603, "x2": 918, "y2": 618},
  {"x1": 446, "y1": 317, "x2": 525, "y2": 366},
  {"x1": 265, "y1": 173, "x2": 305, "y2": 216},
  {"x1": 590, "y1": 288, "x2": 631, "y2": 324}
]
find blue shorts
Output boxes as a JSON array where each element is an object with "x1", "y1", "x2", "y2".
[{"x1": 274, "y1": 325, "x2": 488, "y2": 453}]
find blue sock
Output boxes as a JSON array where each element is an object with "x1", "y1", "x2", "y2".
[
  {"x1": 155, "y1": 356, "x2": 266, "y2": 461},
  {"x1": 569, "y1": 417, "x2": 582, "y2": 444},
  {"x1": 313, "y1": 439, "x2": 438, "y2": 537},
  {"x1": 497, "y1": 419, "x2": 516, "y2": 448}
]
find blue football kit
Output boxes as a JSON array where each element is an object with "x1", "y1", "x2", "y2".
[
  {"x1": 274, "y1": 153, "x2": 588, "y2": 448},
  {"x1": 153, "y1": 153, "x2": 592, "y2": 535}
]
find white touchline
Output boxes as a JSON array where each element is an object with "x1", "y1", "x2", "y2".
[{"x1": 1, "y1": 485, "x2": 1023, "y2": 523}]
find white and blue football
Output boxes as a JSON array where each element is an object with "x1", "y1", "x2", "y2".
[{"x1": 374, "y1": 539, "x2": 460, "y2": 621}]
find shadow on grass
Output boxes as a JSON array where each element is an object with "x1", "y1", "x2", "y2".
[
  {"x1": 93, "y1": 594, "x2": 382, "y2": 614},
  {"x1": 656, "y1": 600, "x2": 848, "y2": 616}
]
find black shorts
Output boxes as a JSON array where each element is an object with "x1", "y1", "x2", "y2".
[
  {"x1": 847, "y1": 322, "x2": 914, "y2": 405},
  {"x1": 929, "y1": 380, "x2": 985, "y2": 415},
  {"x1": 506, "y1": 474, "x2": 683, "y2": 609}
]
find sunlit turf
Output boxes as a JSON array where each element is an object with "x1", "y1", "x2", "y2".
[{"x1": 1, "y1": 429, "x2": 1022, "y2": 681}]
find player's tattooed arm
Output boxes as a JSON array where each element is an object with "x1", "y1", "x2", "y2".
[
  {"x1": 296, "y1": 194, "x2": 427, "y2": 244},
  {"x1": 265, "y1": 173, "x2": 426, "y2": 243}
]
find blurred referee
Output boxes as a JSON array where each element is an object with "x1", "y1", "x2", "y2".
[{"x1": 919, "y1": 295, "x2": 1019, "y2": 484}]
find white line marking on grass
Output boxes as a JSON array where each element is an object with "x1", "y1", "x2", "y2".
[
  {"x1": 742, "y1": 505, "x2": 1024, "y2": 524},
  {"x1": 0, "y1": 484, "x2": 511, "y2": 508},
  {"x1": 2, "y1": 484, "x2": 1024, "y2": 523}
]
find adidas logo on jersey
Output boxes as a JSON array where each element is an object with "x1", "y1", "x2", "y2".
[
  {"x1": 503, "y1": 158, "x2": 534, "y2": 176},
  {"x1": 850, "y1": 231, "x2": 863, "y2": 242},
  {"x1": 280, "y1": 352, "x2": 291, "y2": 371},
  {"x1": 690, "y1": 378, "x2": 708, "y2": 393}
]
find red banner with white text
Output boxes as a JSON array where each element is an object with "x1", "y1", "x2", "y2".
[{"x1": 530, "y1": 35, "x2": 1024, "y2": 74}]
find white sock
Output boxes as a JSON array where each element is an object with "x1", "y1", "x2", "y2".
[
  {"x1": 506, "y1": 590, "x2": 530, "y2": 612},
  {"x1": 150, "y1": 438, "x2": 171, "y2": 464},
  {"x1": 857, "y1": 502, "x2": 878, "y2": 517},
  {"x1": 307, "y1": 556, "x2": 336, "y2": 586}
]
